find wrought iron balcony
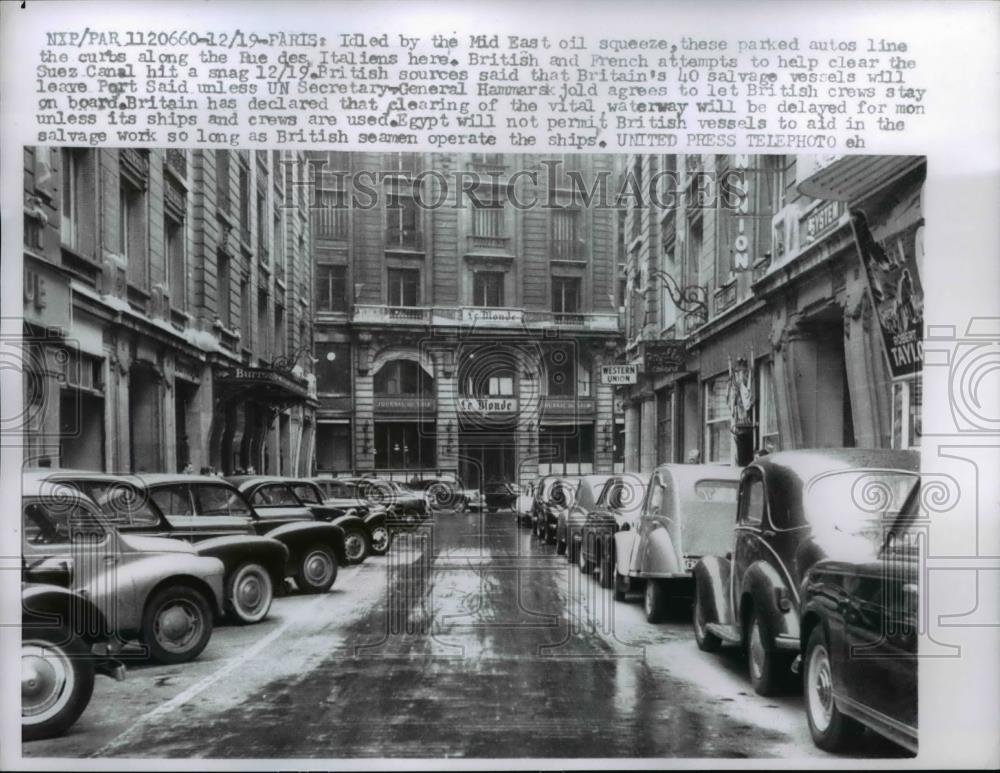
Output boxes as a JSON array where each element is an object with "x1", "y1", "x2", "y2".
[{"x1": 385, "y1": 228, "x2": 424, "y2": 251}]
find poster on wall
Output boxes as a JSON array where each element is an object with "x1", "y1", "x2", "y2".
[{"x1": 850, "y1": 205, "x2": 925, "y2": 379}]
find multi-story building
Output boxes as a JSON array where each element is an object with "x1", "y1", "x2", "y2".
[
  {"x1": 618, "y1": 154, "x2": 925, "y2": 471},
  {"x1": 22, "y1": 147, "x2": 316, "y2": 475},
  {"x1": 308, "y1": 152, "x2": 625, "y2": 486}
]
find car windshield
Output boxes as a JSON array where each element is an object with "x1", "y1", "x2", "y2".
[
  {"x1": 805, "y1": 470, "x2": 919, "y2": 535},
  {"x1": 95, "y1": 483, "x2": 162, "y2": 527},
  {"x1": 23, "y1": 500, "x2": 106, "y2": 544},
  {"x1": 693, "y1": 480, "x2": 739, "y2": 506},
  {"x1": 197, "y1": 485, "x2": 254, "y2": 517}
]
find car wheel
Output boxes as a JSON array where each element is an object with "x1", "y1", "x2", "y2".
[
  {"x1": 370, "y1": 525, "x2": 391, "y2": 555},
  {"x1": 296, "y1": 544, "x2": 338, "y2": 594},
  {"x1": 141, "y1": 585, "x2": 213, "y2": 664},
  {"x1": 693, "y1": 584, "x2": 722, "y2": 652},
  {"x1": 804, "y1": 626, "x2": 863, "y2": 751},
  {"x1": 644, "y1": 579, "x2": 669, "y2": 623},
  {"x1": 227, "y1": 562, "x2": 274, "y2": 625},
  {"x1": 21, "y1": 627, "x2": 95, "y2": 741},
  {"x1": 747, "y1": 609, "x2": 786, "y2": 696},
  {"x1": 343, "y1": 528, "x2": 371, "y2": 564}
]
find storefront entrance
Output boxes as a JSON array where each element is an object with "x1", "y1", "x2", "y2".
[{"x1": 458, "y1": 431, "x2": 516, "y2": 489}]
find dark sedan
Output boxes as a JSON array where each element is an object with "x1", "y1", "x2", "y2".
[
  {"x1": 798, "y1": 482, "x2": 921, "y2": 754},
  {"x1": 692, "y1": 448, "x2": 919, "y2": 698}
]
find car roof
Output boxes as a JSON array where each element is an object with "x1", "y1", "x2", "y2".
[
  {"x1": 226, "y1": 475, "x2": 310, "y2": 489},
  {"x1": 653, "y1": 463, "x2": 742, "y2": 488},
  {"x1": 750, "y1": 448, "x2": 920, "y2": 480},
  {"x1": 132, "y1": 473, "x2": 236, "y2": 487},
  {"x1": 21, "y1": 473, "x2": 98, "y2": 504}
]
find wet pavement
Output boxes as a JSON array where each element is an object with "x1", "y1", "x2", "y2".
[{"x1": 23, "y1": 510, "x2": 908, "y2": 760}]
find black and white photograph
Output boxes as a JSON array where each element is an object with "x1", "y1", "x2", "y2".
[
  {"x1": 1, "y1": 1, "x2": 998, "y2": 770},
  {"x1": 18, "y1": 147, "x2": 926, "y2": 759}
]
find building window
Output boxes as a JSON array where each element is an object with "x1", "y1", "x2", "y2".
[
  {"x1": 315, "y1": 188, "x2": 348, "y2": 239},
  {"x1": 386, "y1": 192, "x2": 421, "y2": 248},
  {"x1": 239, "y1": 276, "x2": 252, "y2": 343},
  {"x1": 374, "y1": 360, "x2": 433, "y2": 396},
  {"x1": 165, "y1": 214, "x2": 185, "y2": 310},
  {"x1": 218, "y1": 252, "x2": 232, "y2": 329},
  {"x1": 470, "y1": 199, "x2": 506, "y2": 249},
  {"x1": 551, "y1": 208, "x2": 583, "y2": 258},
  {"x1": 119, "y1": 178, "x2": 147, "y2": 289},
  {"x1": 238, "y1": 153, "x2": 251, "y2": 243},
  {"x1": 892, "y1": 378, "x2": 922, "y2": 450},
  {"x1": 487, "y1": 372, "x2": 514, "y2": 396},
  {"x1": 60, "y1": 148, "x2": 95, "y2": 255},
  {"x1": 756, "y1": 359, "x2": 780, "y2": 452},
  {"x1": 472, "y1": 271, "x2": 505, "y2": 307},
  {"x1": 538, "y1": 425, "x2": 594, "y2": 475},
  {"x1": 656, "y1": 387, "x2": 672, "y2": 464},
  {"x1": 704, "y1": 375, "x2": 732, "y2": 464},
  {"x1": 315, "y1": 342, "x2": 352, "y2": 394},
  {"x1": 766, "y1": 155, "x2": 787, "y2": 214},
  {"x1": 256, "y1": 188, "x2": 268, "y2": 263},
  {"x1": 274, "y1": 210, "x2": 285, "y2": 275},
  {"x1": 316, "y1": 264, "x2": 347, "y2": 312},
  {"x1": 215, "y1": 150, "x2": 231, "y2": 215},
  {"x1": 274, "y1": 304, "x2": 286, "y2": 357},
  {"x1": 551, "y1": 276, "x2": 581, "y2": 315},
  {"x1": 257, "y1": 289, "x2": 270, "y2": 359},
  {"x1": 388, "y1": 268, "x2": 420, "y2": 307}
]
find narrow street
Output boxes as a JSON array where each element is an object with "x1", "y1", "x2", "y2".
[{"x1": 25, "y1": 511, "x2": 904, "y2": 760}]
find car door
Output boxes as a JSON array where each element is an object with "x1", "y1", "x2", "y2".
[
  {"x1": 731, "y1": 469, "x2": 766, "y2": 617},
  {"x1": 22, "y1": 497, "x2": 115, "y2": 590},
  {"x1": 842, "y1": 500, "x2": 920, "y2": 730},
  {"x1": 634, "y1": 472, "x2": 665, "y2": 574},
  {"x1": 245, "y1": 483, "x2": 313, "y2": 529}
]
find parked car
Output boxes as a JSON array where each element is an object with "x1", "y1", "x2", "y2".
[
  {"x1": 21, "y1": 582, "x2": 126, "y2": 741},
  {"x1": 610, "y1": 465, "x2": 741, "y2": 622},
  {"x1": 21, "y1": 474, "x2": 225, "y2": 665},
  {"x1": 692, "y1": 449, "x2": 920, "y2": 697},
  {"x1": 484, "y1": 480, "x2": 518, "y2": 513},
  {"x1": 577, "y1": 472, "x2": 649, "y2": 595},
  {"x1": 798, "y1": 481, "x2": 921, "y2": 754},
  {"x1": 535, "y1": 476, "x2": 580, "y2": 544},
  {"x1": 408, "y1": 473, "x2": 480, "y2": 513},
  {"x1": 229, "y1": 476, "x2": 371, "y2": 564},
  {"x1": 338, "y1": 476, "x2": 428, "y2": 526},
  {"x1": 132, "y1": 474, "x2": 346, "y2": 594},
  {"x1": 309, "y1": 478, "x2": 391, "y2": 555},
  {"x1": 515, "y1": 481, "x2": 535, "y2": 527},
  {"x1": 528, "y1": 475, "x2": 559, "y2": 535},
  {"x1": 38, "y1": 471, "x2": 289, "y2": 625},
  {"x1": 557, "y1": 475, "x2": 613, "y2": 560}
]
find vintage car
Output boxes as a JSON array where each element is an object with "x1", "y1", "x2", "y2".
[
  {"x1": 408, "y1": 473, "x2": 483, "y2": 513},
  {"x1": 337, "y1": 476, "x2": 429, "y2": 525},
  {"x1": 228, "y1": 476, "x2": 371, "y2": 564},
  {"x1": 798, "y1": 481, "x2": 921, "y2": 754},
  {"x1": 483, "y1": 480, "x2": 518, "y2": 513},
  {"x1": 21, "y1": 475, "x2": 225, "y2": 666},
  {"x1": 309, "y1": 477, "x2": 391, "y2": 556},
  {"x1": 577, "y1": 473, "x2": 649, "y2": 594},
  {"x1": 528, "y1": 475, "x2": 559, "y2": 534},
  {"x1": 132, "y1": 474, "x2": 346, "y2": 594},
  {"x1": 608, "y1": 465, "x2": 741, "y2": 622},
  {"x1": 22, "y1": 582, "x2": 126, "y2": 741},
  {"x1": 534, "y1": 476, "x2": 580, "y2": 544},
  {"x1": 692, "y1": 449, "x2": 920, "y2": 697},
  {"x1": 556, "y1": 475, "x2": 613, "y2": 560},
  {"x1": 38, "y1": 471, "x2": 289, "y2": 625},
  {"x1": 515, "y1": 481, "x2": 535, "y2": 527}
]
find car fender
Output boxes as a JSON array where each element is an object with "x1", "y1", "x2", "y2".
[
  {"x1": 637, "y1": 523, "x2": 683, "y2": 577},
  {"x1": 739, "y1": 560, "x2": 800, "y2": 646},
  {"x1": 614, "y1": 527, "x2": 639, "y2": 575},
  {"x1": 22, "y1": 583, "x2": 113, "y2": 644},
  {"x1": 326, "y1": 513, "x2": 367, "y2": 535},
  {"x1": 267, "y1": 521, "x2": 346, "y2": 564},
  {"x1": 693, "y1": 555, "x2": 733, "y2": 626},
  {"x1": 362, "y1": 510, "x2": 386, "y2": 531},
  {"x1": 113, "y1": 553, "x2": 226, "y2": 620},
  {"x1": 192, "y1": 535, "x2": 289, "y2": 584}
]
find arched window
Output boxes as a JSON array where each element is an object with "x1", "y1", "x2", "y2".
[{"x1": 374, "y1": 360, "x2": 434, "y2": 396}]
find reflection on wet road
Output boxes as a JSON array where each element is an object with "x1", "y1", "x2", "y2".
[{"x1": 26, "y1": 511, "x2": 905, "y2": 760}]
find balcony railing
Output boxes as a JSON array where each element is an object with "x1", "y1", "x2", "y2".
[
  {"x1": 714, "y1": 281, "x2": 737, "y2": 314},
  {"x1": 468, "y1": 234, "x2": 509, "y2": 250},
  {"x1": 385, "y1": 228, "x2": 424, "y2": 251}
]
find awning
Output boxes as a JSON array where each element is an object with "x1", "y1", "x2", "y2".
[
  {"x1": 215, "y1": 364, "x2": 313, "y2": 406},
  {"x1": 796, "y1": 155, "x2": 924, "y2": 204}
]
